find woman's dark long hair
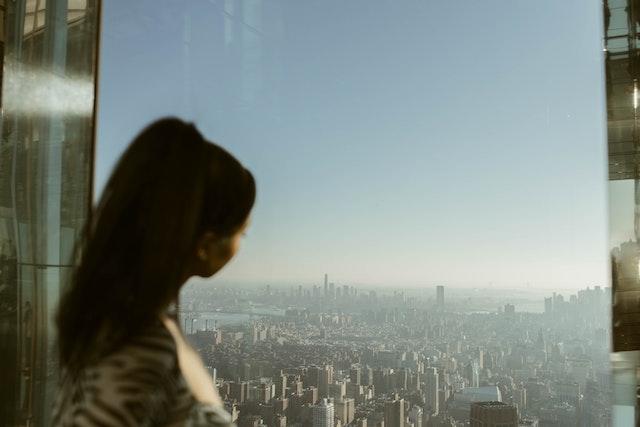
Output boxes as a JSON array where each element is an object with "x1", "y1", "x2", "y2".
[{"x1": 57, "y1": 118, "x2": 255, "y2": 375}]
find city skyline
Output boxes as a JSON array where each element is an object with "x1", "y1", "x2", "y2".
[
  {"x1": 97, "y1": 0, "x2": 607, "y2": 289},
  {"x1": 187, "y1": 273, "x2": 607, "y2": 295},
  {"x1": 185, "y1": 274, "x2": 610, "y2": 317},
  {"x1": 179, "y1": 281, "x2": 611, "y2": 425}
]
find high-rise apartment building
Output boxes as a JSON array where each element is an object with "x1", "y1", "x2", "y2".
[
  {"x1": 425, "y1": 367, "x2": 439, "y2": 415},
  {"x1": 319, "y1": 365, "x2": 334, "y2": 397},
  {"x1": 335, "y1": 398, "x2": 355, "y2": 425},
  {"x1": 231, "y1": 381, "x2": 250, "y2": 404},
  {"x1": 350, "y1": 366, "x2": 361, "y2": 385},
  {"x1": 306, "y1": 366, "x2": 321, "y2": 388},
  {"x1": 384, "y1": 398, "x2": 405, "y2": 427},
  {"x1": 257, "y1": 382, "x2": 272, "y2": 403},
  {"x1": 470, "y1": 401, "x2": 518, "y2": 427},
  {"x1": 275, "y1": 374, "x2": 287, "y2": 399},
  {"x1": 304, "y1": 386, "x2": 319, "y2": 405},
  {"x1": 313, "y1": 398, "x2": 335, "y2": 427}
]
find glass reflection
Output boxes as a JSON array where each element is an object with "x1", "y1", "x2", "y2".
[
  {"x1": 605, "y1": 0, "x2": 640, "y2": 424},
  {"x1": 0, "y1": 1, "x2": 99, "y2": 426}
]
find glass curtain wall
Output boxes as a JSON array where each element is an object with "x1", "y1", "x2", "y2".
[
  {"x1": 0, "y1": 1, "x2": 100, "y2": 426},
  {"x1": 605, "y1": 0, "x2": 640, "y2": 424}
]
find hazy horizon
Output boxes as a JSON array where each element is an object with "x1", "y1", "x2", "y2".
[{"x1": 187, "y1": 275, "x2": 607, "y2": 295}]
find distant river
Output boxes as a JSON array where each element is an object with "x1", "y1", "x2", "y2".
[{"x1": 179, "y1": 307, "x2": 285, "y2": 331}]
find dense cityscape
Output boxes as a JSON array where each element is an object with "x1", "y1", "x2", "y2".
[{"x1": 180, "y1": 276, "x2": 611, "y2": 427}]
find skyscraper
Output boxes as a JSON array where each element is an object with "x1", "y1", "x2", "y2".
[
  {"x1": 335, "y1": 398, "x2": 355, "y2": 425},
  {"x1": 275, "y1": 373, "x2": 287, "y2": 399},
  {"x1": 324, "y1": 273, "x2": 328, "y2": 298},
  {"x1": 313, "y1": 398, "x2": 335, "y2": 427},
  {"x1": 319, "y1": 365, "x2": 334, "y2": 397},
  {"x1": 425, "y1": 367, "x2": 439, "y2": 415},
  {"x1": 436, "y1": 285, "x2": 445, "y2": 308},
  {"x1": 306, "y1": 366, "x2": 321, "y2": 388},
  {"x1": 257, "y1": 382, "x2": 272, "y2": 403},
  {"x1": 230, "y1": 381, "x2": 249, "y2": 404},
  {"x1": 384, "y1": 398, "x2": 405, "y2": 427},
  {"x1": 470, "y1": 401, "x2": 518, "y2": 427},
  {"x1": 350, "y1": 366, "x2": 361, "y2": 385},
  {"x1": 304, "y1": 387, "x2": 319, "y2": 405}
]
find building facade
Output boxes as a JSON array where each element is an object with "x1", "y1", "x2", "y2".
[
  {"x1": 384, "y1": 398, "x2": 405, "y2": 427},
  {"x1": 469, "y1": 401, "x2": 518, "y2": 427},
  {"x1": 313, "y1": 398, "x2": 335, "y2": 427}
]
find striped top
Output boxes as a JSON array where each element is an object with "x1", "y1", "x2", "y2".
[{"x1": 52, "y1": 321, "x2": 234, "y2": 426}]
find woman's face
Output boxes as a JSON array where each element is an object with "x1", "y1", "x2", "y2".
[{"x1": 194, "y1": 217, "x2": 250, "y2": 278}]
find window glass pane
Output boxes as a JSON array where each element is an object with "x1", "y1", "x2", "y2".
[
  {"x1": 0, "y1": 0, "x2": 99, "y2": 425},
  {"x1": 96, "y1": 1, "x2": 610, "y2": 426}
]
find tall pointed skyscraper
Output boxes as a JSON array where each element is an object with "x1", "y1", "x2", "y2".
[{"x1": 324, "y1": 273, "x2": 329, "y2": 298}]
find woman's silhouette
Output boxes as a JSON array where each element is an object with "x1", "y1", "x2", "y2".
[{"x1": 52, "y1": 118, "x2": 255, "y2": 426}]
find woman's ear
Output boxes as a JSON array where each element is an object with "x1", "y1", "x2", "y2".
[{"x1": 195, "y1": 231, "x2": 218, "y2": 259}]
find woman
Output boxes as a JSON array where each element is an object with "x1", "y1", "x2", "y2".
[{"x1": 53, "y1": 118, "x2": 255, "y2": 426}]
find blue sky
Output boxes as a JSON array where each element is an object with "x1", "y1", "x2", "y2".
[{"x1": 96, "y1": 0, "x2": 608, "y2": 289}]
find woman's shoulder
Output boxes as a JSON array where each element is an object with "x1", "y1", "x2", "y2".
[
  {"x1": 52, "y1": 322, "x2": 183, "y2": 426},
  {"x1": 100, "y1": 320, "x2": 179, "y2": 374}
]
